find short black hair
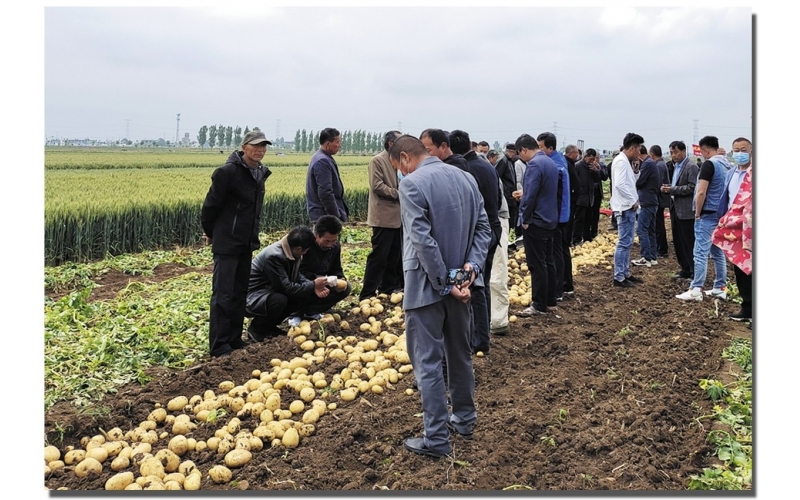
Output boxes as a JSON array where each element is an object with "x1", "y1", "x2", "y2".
[
  {"x1": 515, "y1": 134, "x2": 539, "y2": 152},
  {"x1": 449, "y1": 129, "x2": 472, "y2": 155},
  {"x1": 622, "y1": 132, "x2": 645, "y2": 150},
  {"x1": 383, "y1": 130, "x2": 402, "y2": 151},
  {"x1": 420, "y1": 128, "x2": 449, "y2": 148},
  {"x1": 287, "y1": 226, "x2": 315, "y2": 249},
  {"x1": 389, "y1": 135, "x2": 428, "y2": 162},
  {"x1": 639, "y1": 145, "x2": 648, "y2": 155},
  {"x1": 314, "y1": 215, "x2": 342, "y2": 237},
  {"x1": 669, "y1": 140, "x2": 686, "y2": 152},
  {"x1": 649, "y1": 145, "x2": 662, "y2": 158},
  {"x1": 732, "y1": 137, "x2": 752, "y2": 146},
  {"x1": 585, "y1": 148, "x2": 597, "y2": 157},
  {"x1": 487, "y1": 150, "x2": 498, "y2": 158},
  {"x1": 319, "y1": 128, "x2": 340, "y2": 145},
  {"x1": 471, "y1": 141, "x2": 477, "y2": 148},
  {"x1": 698, "y1": 135, "x2": 719, "y2": 150},
  {"x1": 536, "y1": 132, "x2": 557, "y2": 150},
  {"x1": 478, "y1": 141, "x2": 489, "y2": 147}
]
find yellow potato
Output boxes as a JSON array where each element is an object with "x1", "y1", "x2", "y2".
[
  {"x1": 289, "y1": 400, "x2": 305, "y2": 414},
  {"x1": 110, "y1": 455, "x2": 130, "y2": 472},
  {"x1": 224, "y1": 449, "x2": 252, "y2": 468},
  {"x1": 139, "y1": 456, "x2": 165, "y2": 479},
  {"x1": 44, "y1": 445, "x2": 61, "y2": 463},
  {"x1": 155, "y1": 448, "x2": 181, "y2": 472},
  {"x1": 208, "y1": 465, "x2": 233, "y2": 484},
  {"x1": 183, "y1": 472, "x2": 202, "y2": 490},
  {"x1": 299, "y1": 386, "x2": 316, "y2": 403},
  {"x1": 74, "y1": 457, "x2": 103, "y2": 478},
  {"x1": 167, "y1": 396, "x2": 189, "y2": 412},
  {"x1": 168, "y1": 435, "x2": 189, "y2": 456},
  {"x1": 105, "y1": 471, "x2": 135, "y2": 491},
  {"x1": 281, "y1": 427, "x2": 300, "y2": 448}
]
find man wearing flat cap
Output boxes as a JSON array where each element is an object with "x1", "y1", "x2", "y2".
[{"x1": 201, "y1": 130, "x2": 272, "y2": 357}]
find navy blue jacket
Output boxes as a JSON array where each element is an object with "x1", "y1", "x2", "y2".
[
  {"x1": 306, "y1": 149, "x2": 349, "y2": 223},
  {"x1": 635, "y1": 157, "x2": 661, "y2": 207},
  {"x1": 518, "y1": 151, "x2": 559, "y2": 230}
]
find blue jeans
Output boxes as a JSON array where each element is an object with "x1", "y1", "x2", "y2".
[
  {"x1": 636, "y1": 205, "x2": 658, "y2": 261},
  {"x1": 613, "y1": 208, "x2": 636, "y2": 282},
  {"x1": 691, "y1": 214, "x2": 727, "y2": 290}
]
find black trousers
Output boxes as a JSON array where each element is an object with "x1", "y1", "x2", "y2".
[
  {"x1": 552, "y1": 223, "x2": 574, "y2": 296},
  {"x1": 671, "y1": 210, "x2": 695, "y2": 276},
  {"x1": 522, "y1": 225, "x2": 556, "y2": 311},
  {"x1": 509, "y1": 203, "x2": 521, "y2": 238},
  {"x1": 656, "y1": 207, "x2": 669, "y2": 256},
  {"x1": 209, "y1": 252, "x2": 252, "y2": 356},
  {"x1": 572, "y1": 205, "x2": 591, "y2": 244},
  {"x1": 734, "y1": 265, "x2": 752, "y2": 316},
  {"x1": 471, "y1": 235, "x2": 498, "y2": 353},
  {"x1": 590, "y1": 189, "x2": 604, "y2": 237},
  {"x1": 360, "y1": 226, "x2": 403, "y2": 300},
  {"x1": 246, "y1": 285, "x2": 351, "y2": 336}
]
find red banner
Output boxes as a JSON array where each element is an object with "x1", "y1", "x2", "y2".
[{"x1": 692, "y1": 144, "x2": 702, "y2": 157}]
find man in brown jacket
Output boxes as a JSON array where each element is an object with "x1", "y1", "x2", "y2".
[{"x1": 360, "y1": 130, "x2": 404, "y2": 301}]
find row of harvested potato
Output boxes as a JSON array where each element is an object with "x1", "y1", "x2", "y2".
[{"x1": 45, "y1": 295, "x2": 417, "y2": 490}]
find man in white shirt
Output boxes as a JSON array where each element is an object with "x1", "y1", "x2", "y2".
[{"x1": 609, "y1": 133, "x2": 645, "y2": 287}]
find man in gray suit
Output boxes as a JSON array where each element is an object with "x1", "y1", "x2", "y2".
[{"x1": 389, "y1": 135, "x2": 491, "y2": 458}]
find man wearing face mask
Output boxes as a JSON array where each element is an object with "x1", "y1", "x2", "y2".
[
  {"x1": 360, "y1": 131, "x2": 404, "y2": 301},
  {"x1": 713, "y1": 138, "x2": 753, "y2": 322}
]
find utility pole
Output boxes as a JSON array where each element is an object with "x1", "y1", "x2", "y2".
[
  {"x1": 693, "y1": 119, "x2": 699, "y2": 144},
  {"x1": 175, "y1": 113, "x2": 180, "y2": 145}
]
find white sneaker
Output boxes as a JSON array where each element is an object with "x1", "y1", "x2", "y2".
[
  {"x1": 632, "y1": 257, "x2": 651, "y2": 267},
  {"x1": 676, "y1": 289, "x2": 703, "y2": 301},
  {"x1": 649, "y1": 260, "x2": 658, "y2": 266},
  {"x1": 288, "y1": 316, "x2": 301, "y2": 327},
  {"x1": 304, "y1": 313, "x2": 323, "y2": 321},
  {"x1": 704, "y1": 288, "x2": 727, "y2": 300}
]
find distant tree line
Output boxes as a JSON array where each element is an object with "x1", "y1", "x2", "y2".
[
  {"x1": 196, "y1": 125, "x2": 286, "y2": 150},
  {"x1": 293, "y1": 129, "x2": 384, "y2": 155}
]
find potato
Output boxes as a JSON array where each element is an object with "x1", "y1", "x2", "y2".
[
  {"x1": 299, "y1": 386, "x2": 316, "y2": 403},
  {"x1": 102, "y1": 440, "x2": 125, "y2": 458},
  {"x1": 224, "y1": 449, "x2": 252, "y2": 468},
  {"x1": 168, "y1": 435, "x2": 189, "y2": 456},
  {"x1": 139, "y1": 456, "x2": 165, "y2": 478},
  {"x1": 281, "y1": 427, "x2": 300, "y2": 448},
  {"x1": 335, "y1": 279, "x2": 348, "y2": 291},
  {"x1": 219, "y1": 380, "x2": 235, "y2": 392},
  {"x1": 164, "y1": 480, "x2": 183, "y2": 490},
  {"x1": 298, "y1": 423, "x2": 316, "y2": 438},
  {"x1": 339, "y1": 388, "x2": 358, "y2": 401},
  {"x1": 148, "y1": 407, "x2": 167, "y2": 423},
  {"x1": 249, "y1": 436, "x2": 264, "y2": 452},
  {"x1": 155, "y1": 448, "x2": 181, "y2": 472},
  {"x1": 302, "y1": 409, "x2": 320, "y2": 424},
  {"x1": 64, "y1": 449, "x2": 86, "y2": 465},
  {"x1": 48, "y1": 460, "x2": 66, "y2": 471},
  {"x1": 124, "y1": 483, "x2": 143, "y2": 490},
  {"x1": 105, "y1": 471, "x2": 135, "y2": 491},
  {"x1": 164, "y1": 472, "x2": 185, "y2": 485},
  {"x1": 110, "y1": 455, "x2": 130, "y2": 471},
  {"x1": 289, "y1": 400, "x2": 305, "y2": 414},
  {"x1": 208, "y1": 465, "x2": 233, "y2": 484},
  {"x1": 75, "y1": 457, "x2": 103, "y2": 478},
  {"x1": 44, "y1": 445, "x2": 61, "y2": 463},
  {"x1": 183, "y1": 472, "x2": 202, "y2": 490}
]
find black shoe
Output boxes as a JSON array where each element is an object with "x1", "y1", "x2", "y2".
[
  {"x1": 403, "y1": 437, "x2": 451, "y2": 458},
  {"x1": 212, "y1": 349, "x2": 232, "y2": 358},
  {"x1": 491, "y1": 326, "x2": 510, "y2": 336},
  {"x1": 658, "y1": 253, "x2": 669, "y2": 258},
  {"x1": 670, "y1": 271, "x2": 691, "y2": 279},
  {"x1": 625, "y1": 275, "x2": 644, "y2": 284},
  {"x1": 446, "y1": 421, "x2": 474, "y2": 440},
  {"x1": 563, "y1": 290, "x2": 575, "y2": 297},
  {"x1": 555, "y1": 295, "x2": 563, "y2": 302},
  {"x1": 246, "y1": 329, "x2": 267, "y2": 343},
  {"x1": 613, "y1": 279, "x2": 634, "y2": 288},
  {"x1": 230, "y1": 337, "x2": 249, "y2": 350},
  {"x1": 729, "y1": 310, "x2": 751, "y2": 322}
]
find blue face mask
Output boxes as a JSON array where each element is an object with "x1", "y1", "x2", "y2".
[
  {"x1": 397, "y1": 170, "x2": 405, "y2": 181},
  {"x1": 732, "y1": 152, "x2": 750, "y2": 165}
]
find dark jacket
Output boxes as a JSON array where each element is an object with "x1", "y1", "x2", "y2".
[
  {"x1": 443, "y1": 153, "x2": 469, "y2": 172},
  {"x1": 668, "y1": 158, "x2": 699, "y2": 220},
  {"x1": 565, "y1": 155, "x2": 579, "y2": 215},
  {"x1": 655, "y1": 159, "x2": 671, "y2": 209},
  {"x1": 574, "y1": 159, "x2": 601, "y2": 207},
  {"x1": 299, "y1": 241, "x2": 345, "y2": 281},
  {"x1": 247, "y1": 236, "x2": 315, "y2": 310},
  {"x1": 519, "y1": 151, "x2": 559, "y2": 230},
  {"x1": 201, "y1": 151, "x2": 270, "y2": 255},
  {"x1": 495, "y1": 153, "x2": 518, "y2": 212},
  {"x1": 635, "y1": 157, "x2": 661, "y2": 207},
  {"x1": 463, "y1": 151, "x2": 502, "y2": 245},
  {"x1": 306, "y1": 149, "x2": 349, "y2": 223}
]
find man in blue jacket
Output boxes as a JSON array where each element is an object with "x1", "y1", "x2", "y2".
[
  {"x1": 516, "y1": 134, "x2": 560, "y2": 316},
  {"x1": 306, "y1": 128, "x2": 349, "y2": 224},
  {"x1": 632, "y1": 145, "x2": 661, "y2": 267},
  {"x1": 201, "y1": 130, "x2": 272, "y2": 357}
]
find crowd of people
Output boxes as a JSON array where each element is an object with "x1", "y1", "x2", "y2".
[{"x1": 199, "y1": 127, "x2": 753, "y2": 458}]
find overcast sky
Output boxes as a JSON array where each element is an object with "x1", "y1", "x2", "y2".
[{"x1": 44, "y1": 4, "x2": 753, "y2": 152}]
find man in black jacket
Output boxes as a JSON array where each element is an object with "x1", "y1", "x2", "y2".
[
  {"x1": 201, "y1": 130, "x2": 272, "y2": 358},
  {"x1": 450, "y1": 129, "x2": 502, "y2": 354},
  {"x1": 420, "y1": 128, "x2": 468, "y2": 171},
  {"x1": 572, "y1": 148, "x2": 602, "y2": 245},
  {"x1": 245, "y1": 226, "x2": 336, "y2": 342},
  {"x1": 495, "y1": 143, "x2": 519, "y2": 239}
]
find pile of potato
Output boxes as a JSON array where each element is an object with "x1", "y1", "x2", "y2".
[{"x1": 45, "y1": 292, "x2": 418, "y2": 491}]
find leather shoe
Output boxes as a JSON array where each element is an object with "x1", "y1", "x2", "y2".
[
  {"x1": 403, "y1": 437, "x2": 451, "y2": 458},
  {"x1": 230, "y1": 337, "x2": 249, "y2": 349},
  {"x1": 625, "y1": 275, "x2": 643, "y2": 284},
  {"x1": 670, "y1": 272, "x2": 691, "y2": 279},
  {"x1": 446, "y1": 421, "x2": 474, "y2": 440},
  {"x1": 246, "y1": 329, "x2": 266, "y2": 343},
  {"x1": 613, "y1": 279, "x2": 634, "y2": 288}
]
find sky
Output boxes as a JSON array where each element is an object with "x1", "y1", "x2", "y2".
[
  {"x1": 4, "y1": 1, "x2": 800, "y2": 497},
  {"x1": 43, "y1": 4, "x2": 753, "y2": 153}
]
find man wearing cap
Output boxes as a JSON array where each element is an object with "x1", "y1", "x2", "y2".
[
  {"x1": 495, "y1": 143, "x2": 519, "y2": 240},
  {"x1": 201, "y1": 130, "x2": 272, "y2": 357},
  {"x1": 306, "y1": 127, "x2": 349, "y2": 224}
]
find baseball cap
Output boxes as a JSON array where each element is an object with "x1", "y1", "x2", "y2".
[{"x1": 241, "y1": 130, "x2": 272, "y2": 146}]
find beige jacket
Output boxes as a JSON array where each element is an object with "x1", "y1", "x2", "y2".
[{"x1": 366, "y1": 150, "x2": 401, "y2": 228}]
